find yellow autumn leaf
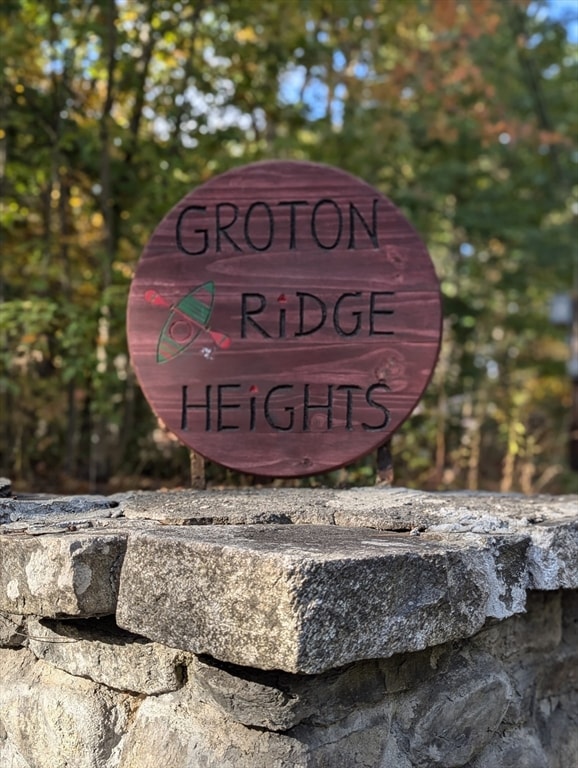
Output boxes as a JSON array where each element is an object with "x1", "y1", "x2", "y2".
[{"x1": 235, "y1": 26, "x2": 258, "y2": 44}]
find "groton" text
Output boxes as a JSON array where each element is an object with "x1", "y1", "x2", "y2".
[{"x1": 175, "y1": 199, "x2": 379, "y2": 255}]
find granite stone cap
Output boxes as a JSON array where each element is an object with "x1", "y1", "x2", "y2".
[
  {"x1": 0, "y1": 529, "x2": 127, "y2": 617},
  {"x1": 114, "y1": 486, "x2": 577, "y2": 534},
  {"x1": 2, "y1": 487, "x2": 577, "y2": 673},
  {"x1": 115, "y1": 523, "x2": 531, "y2": 673}
]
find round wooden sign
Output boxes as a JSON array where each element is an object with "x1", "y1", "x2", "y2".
[{"x1": 127, "y1": 161, "x2": 441, "y2": 477}]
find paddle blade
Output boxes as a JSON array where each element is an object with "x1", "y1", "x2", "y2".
[
  {"x1": 145, "y1": 290, "x2": 170, "y2": 308},
  {"x1": 210, "y1": 331, "x2": 231, "y2": 349}
]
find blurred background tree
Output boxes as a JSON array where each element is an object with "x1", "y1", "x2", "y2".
[{"x1": 1, "y1": 0, "x2": 577, "y2": 493}]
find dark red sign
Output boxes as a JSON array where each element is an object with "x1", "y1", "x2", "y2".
[{"x1": 127, "y1": 161, "x2": 441, "y2": 477}]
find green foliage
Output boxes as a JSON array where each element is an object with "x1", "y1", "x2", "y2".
[{"x1": 0, "y1": 0, "x2": 576, "y2": 492}]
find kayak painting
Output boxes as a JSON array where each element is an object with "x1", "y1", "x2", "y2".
[{"x1": 144, "y1": 281, "x2": 231, "y2": 363}]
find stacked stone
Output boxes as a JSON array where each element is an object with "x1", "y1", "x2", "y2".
[{"x1": 1, "y1": 488, "x2": 577, "y2": 767}]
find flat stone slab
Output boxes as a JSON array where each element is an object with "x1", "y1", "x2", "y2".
[
  {"x1": 115, "y1": 488, "x2": 336, "y2": 526},
  {"x1": 0, "y1": 530, "x2": 127, "y2": 617},
  {"x1": 27, "y1": 617, "x2": 186, "y2": 695},
  {"x1": 116, "y1": 524, "x2": 530, "y2": 673},
  {"x1": 114, "y1": 486, "x2": 577, "y2": 533},
  {"x1": 0, "y1": 495, "x2": 118, "y2": 526}
]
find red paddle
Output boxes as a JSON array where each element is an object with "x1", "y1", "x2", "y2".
[{"x1": 145, "y1": 290, "x2": 231, "y2": 349}]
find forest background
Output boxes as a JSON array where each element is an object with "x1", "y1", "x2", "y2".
[{"x1": 1, "y1": 0, "x2": 577, "y2": 494}]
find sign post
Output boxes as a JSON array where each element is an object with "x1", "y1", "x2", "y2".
[{"x1": 127, "y1": 161, "x2": 442, "y2": 477}]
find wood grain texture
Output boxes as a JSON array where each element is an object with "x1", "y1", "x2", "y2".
[{"x1": 127, "y1": 161, "x2": 442, "y2": 476}]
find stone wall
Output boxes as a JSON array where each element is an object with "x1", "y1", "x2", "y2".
[{"x1": 1, "y1": 488, "x2": 576, "y2": 767}]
